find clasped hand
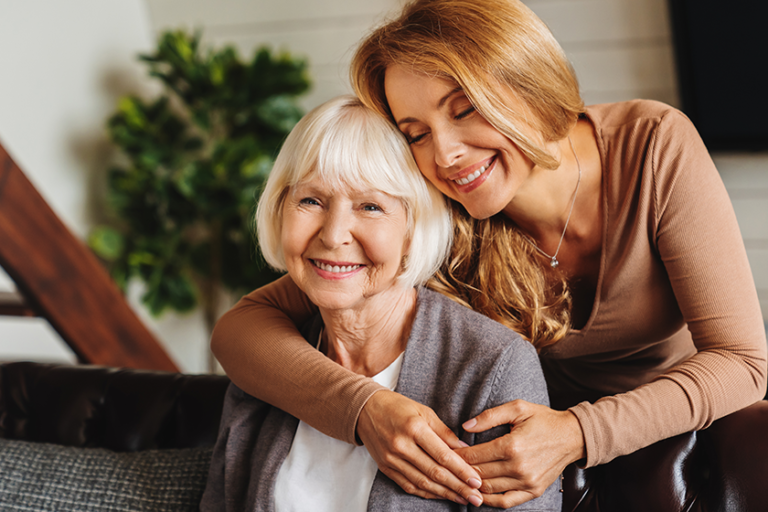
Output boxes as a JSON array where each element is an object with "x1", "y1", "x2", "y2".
[{"x1": 357, "y1": 391, "x2": 585, "y2": 508}]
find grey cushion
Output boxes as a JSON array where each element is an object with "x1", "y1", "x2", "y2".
[{"x1": 0, "y1": 438, "x2": 212, "y2": 511}]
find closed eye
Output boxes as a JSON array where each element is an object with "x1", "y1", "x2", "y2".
[
  {"x1": 454, "y1": 106, "x2": 475, "y2": 120},
  {"x1": 406, "y1": 131, "x2": 428, "y2": 145}
]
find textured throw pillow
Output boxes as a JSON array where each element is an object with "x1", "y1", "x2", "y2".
[{"x1": 0, "y1": 438, "x2": 212, "y2": 511}]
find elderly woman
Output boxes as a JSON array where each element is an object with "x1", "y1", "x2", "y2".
[
  {"x1": 200, "y1": 96, "x2": 560, "y2": 511},
  {"x1": 210, "y1": 0, "x2": 766, "y2": 508}
]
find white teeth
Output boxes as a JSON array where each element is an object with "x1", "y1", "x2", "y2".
[
  {"x1": 455, "y1": 160, "x2": 491, "y2": 186},
  {"x1": 314, "y1": 261, "x2": 361, "y2": 273}
]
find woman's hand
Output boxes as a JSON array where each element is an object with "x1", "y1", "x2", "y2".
[
  {"x1": 357, "y1": 390, "x2": 485, "y2": 507},
  {"x1": 455, "y1": 400, "x2": 585, "y2": 508}
]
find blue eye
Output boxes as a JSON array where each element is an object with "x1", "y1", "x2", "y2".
[
  {"x1": 362, "y1": 203, "x2": 383, "y2": 212},
  {"x1": 299, "y1": 197, "x2": 320, "y2": 206}
]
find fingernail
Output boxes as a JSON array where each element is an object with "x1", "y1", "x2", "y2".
[
  {"x1": 455, "y1": 497, "x2": 468, "y2": 505},
  {"x1": 468, "y1": 477, "x2": 482, "y2": 489},
  {"x1": 458, "y1": 440, "x2": 469, "y2": 447},
  {"x1": 463, "y1": 418, "x2": 477, "y2": 429},
  {"x1": 468, "y1": 494, "x2": 483, "y2": 507}
]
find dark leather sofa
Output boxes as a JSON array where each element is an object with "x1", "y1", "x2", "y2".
[{"x1": 1, "y1": 361, "x2": 766, "y2": 511}]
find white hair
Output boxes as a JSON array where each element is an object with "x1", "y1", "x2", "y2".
[{"x1": 256, "y1": 95, "x2": 452, "y2": 289}]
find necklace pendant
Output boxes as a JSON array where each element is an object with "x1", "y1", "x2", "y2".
[{"x1": 550, "y1": 257, "x2": 559, "y2": 268}]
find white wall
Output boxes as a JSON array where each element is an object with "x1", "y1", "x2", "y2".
[{"x1": 143, "y1": 0, "x2": 404, "y2": 109}]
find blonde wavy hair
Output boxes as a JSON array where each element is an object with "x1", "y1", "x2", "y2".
[{"x1": 351, "y1": 0, "x2": 583, "y2": 349}]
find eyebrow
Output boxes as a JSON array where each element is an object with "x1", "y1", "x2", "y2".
[{"x1": 395, "y1": 86, "x2": 464, "y2": 127}]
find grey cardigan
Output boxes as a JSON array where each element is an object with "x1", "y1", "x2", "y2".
[{"x1": 201, "y1": 288, "x2": 561, "y2": 511}]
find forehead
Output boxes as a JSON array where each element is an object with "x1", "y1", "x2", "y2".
[
  {"x1": 385, "y1": 64, "x2": 457, "y2": 90},
  {"x1": 291, "y1": 177, "x2": 402, "y2": 204},
  {"x1": 384, "y1": 65, "x2": 463, "y2": 119}
]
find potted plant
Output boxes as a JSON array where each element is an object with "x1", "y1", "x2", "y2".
[{"x1": 89, "y1": 30, "x2": 311, "y2": 371}]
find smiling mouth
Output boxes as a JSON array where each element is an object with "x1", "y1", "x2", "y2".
[
  {"x1": 312, "y1": 260, "x2": 362, "y2": 273},
  {"x1": 454, "y1": 157, "x2": 495, "y2": 186}
]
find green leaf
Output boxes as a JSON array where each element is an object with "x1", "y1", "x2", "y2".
[
  {"x1": 257, "y1": 95, "x2": 304, "y2": 133},
  {"x1": 88, "y1": 226, "x2": 125, "y2": 261}
]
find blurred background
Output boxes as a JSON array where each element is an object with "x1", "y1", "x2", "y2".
[{"x1": 0, "y1": 0, "x2": 765, "y2": 373}]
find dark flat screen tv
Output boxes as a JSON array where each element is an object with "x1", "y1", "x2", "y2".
[{"x1": 668, "y1": 0, "x2": 768, "y2": 151}]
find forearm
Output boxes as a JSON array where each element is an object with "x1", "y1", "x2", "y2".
[
  {"x1": 572, "y1": 340, "x2": 767, "y2": 467},
  {"x1": 211, "y1": 275, "x2": 385, "y2": 444}
]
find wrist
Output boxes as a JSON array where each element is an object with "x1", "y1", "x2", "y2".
[
  {"x1": 356, "y1": 388, "x2": 392, "y2": 445},
  {"x1": 563, "y1": 410, "x2": 587, "y2": 464}
]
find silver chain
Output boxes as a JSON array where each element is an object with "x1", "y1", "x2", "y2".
[{"x1": 522, "y1": 136, "x2": 582, "y2": 268}]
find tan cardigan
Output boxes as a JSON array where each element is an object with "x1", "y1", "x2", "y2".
[{"x1": 211, "y1": 100, "x2": 767, "y2": 467}]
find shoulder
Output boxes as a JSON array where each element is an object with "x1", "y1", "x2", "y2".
[
  {"x1": 401, "y1": 289, "x2": 549, "y2": 415},
  {"x1": 411, "y1": 288, "x2": 540, "y2": 376},
  {"x1": 586, "y1": 100, "x2": 699, "y2": 154},
  {"x1": 587, "y1": 100, "x2": 709, "y2": 193},
  {"x1": 586, "y1": 99, "x2": 688, "y2": 131},
  {"x1": 416, "y1": 288, "x2": 534, "y2": 352}
]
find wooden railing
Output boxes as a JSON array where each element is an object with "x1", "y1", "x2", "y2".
[{"x1": 0, "y1": 141, "x2": 178, "y2": 371}]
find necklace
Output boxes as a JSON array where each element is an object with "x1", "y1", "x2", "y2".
[{"x1": 523, "y1": 136, "x2": 582, "y2": 269}]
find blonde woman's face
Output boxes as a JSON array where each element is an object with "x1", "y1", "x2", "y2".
[
  {"x1": 384, "y1": 64, "x2": 535, "y2": 220},
  {"x1": 281, "y1": 177, "x2": 410, "y2": 312}
]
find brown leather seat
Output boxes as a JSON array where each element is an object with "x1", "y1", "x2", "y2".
[
  {"x1": 564, "y1": 401, "x2": 768, "y2": 511},
  {"x1": 1, "y1": 361, "x2": 766, "y2": 511}
]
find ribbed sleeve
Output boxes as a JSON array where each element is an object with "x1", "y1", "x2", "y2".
[{"x1": 566, "y1": 105, "x2": 766, "y2": 466}]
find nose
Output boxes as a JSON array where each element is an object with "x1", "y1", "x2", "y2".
[
  {"x1": 433, "y1": 126, "x2": 464, "y2": 169},
  {"x1": 319, "y1": 207, "x2": 353, "y2": 248}
]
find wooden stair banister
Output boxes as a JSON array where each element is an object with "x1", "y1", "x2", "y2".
[
  {"x1": 0, "y1": 141, "x2": 178, "y2": 371},
  {"x1": 0, "y1": 291, "x2": 36, "y2": 317}
]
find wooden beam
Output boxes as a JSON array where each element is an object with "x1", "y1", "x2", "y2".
[
  {"x1": 0, "y1": 142, "x2": 178, "y2": 371},
  {"x1": 0, "y1": 291, "x2": 37, "y2": 317}
]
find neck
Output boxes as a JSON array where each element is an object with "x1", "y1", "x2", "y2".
[
  {"x1": 318, "y1": 286, "x2": 417, "y2": 377},
  {"x1": 503, "y1": 120, "x2": 598, "y2": 247}
]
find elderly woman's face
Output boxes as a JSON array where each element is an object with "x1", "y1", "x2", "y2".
[{"x1": 281, "y1": 177, "x2": 410, "y2": 311}]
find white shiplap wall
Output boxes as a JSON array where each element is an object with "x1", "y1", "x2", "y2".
[
  {"x1": 527, "y1": 0, "x2": 679, "y2": 107},
  {"x1": 144, "y1": 0, "x2": 404, "y2": 109},
  {"x1": 143, "y1": 0, "x2": 767, "y2": 323}
]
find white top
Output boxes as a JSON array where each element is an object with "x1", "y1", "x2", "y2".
[{"x1": 274, "y1": 350, "x2": 404, "y2": 512}]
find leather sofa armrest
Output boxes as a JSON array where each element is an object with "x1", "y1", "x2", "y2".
[{"x1": 562, "y1": 401, "x2": 768, "y2": 512}]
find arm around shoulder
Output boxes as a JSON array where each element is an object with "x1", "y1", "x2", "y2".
[{"x1": 211, "y1": 275, "x2": 385, "y2": 444}]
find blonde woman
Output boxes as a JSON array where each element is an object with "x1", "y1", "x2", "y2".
[
  {"x1": 211, "y1": 0, "x2": 767, "y2": 508},
  {"x1": 202, "y1": 95, "x2": 560, "y2": 511}
]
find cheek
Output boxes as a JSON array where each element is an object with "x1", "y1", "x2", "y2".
[
  {"x1": 280, "y1": 217, "x2": 308, "y2": 266},
  {"x1": 410, "y1": 149, "x2": 434, "y2": 178},
  {"x1": 364, "y1": 225, "x2": 409, "y2": 272}
]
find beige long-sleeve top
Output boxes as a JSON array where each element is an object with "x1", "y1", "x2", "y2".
[{"x1": 211, "y1": 100, "x2": 767, "y2": 467}]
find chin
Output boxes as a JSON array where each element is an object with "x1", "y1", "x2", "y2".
[
  {"x1": 307, "y1": 294, "x2": 358, "y2": 312},
  {"x1": 462, "y1": 202, "x2": 503, "y2": 220}
]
